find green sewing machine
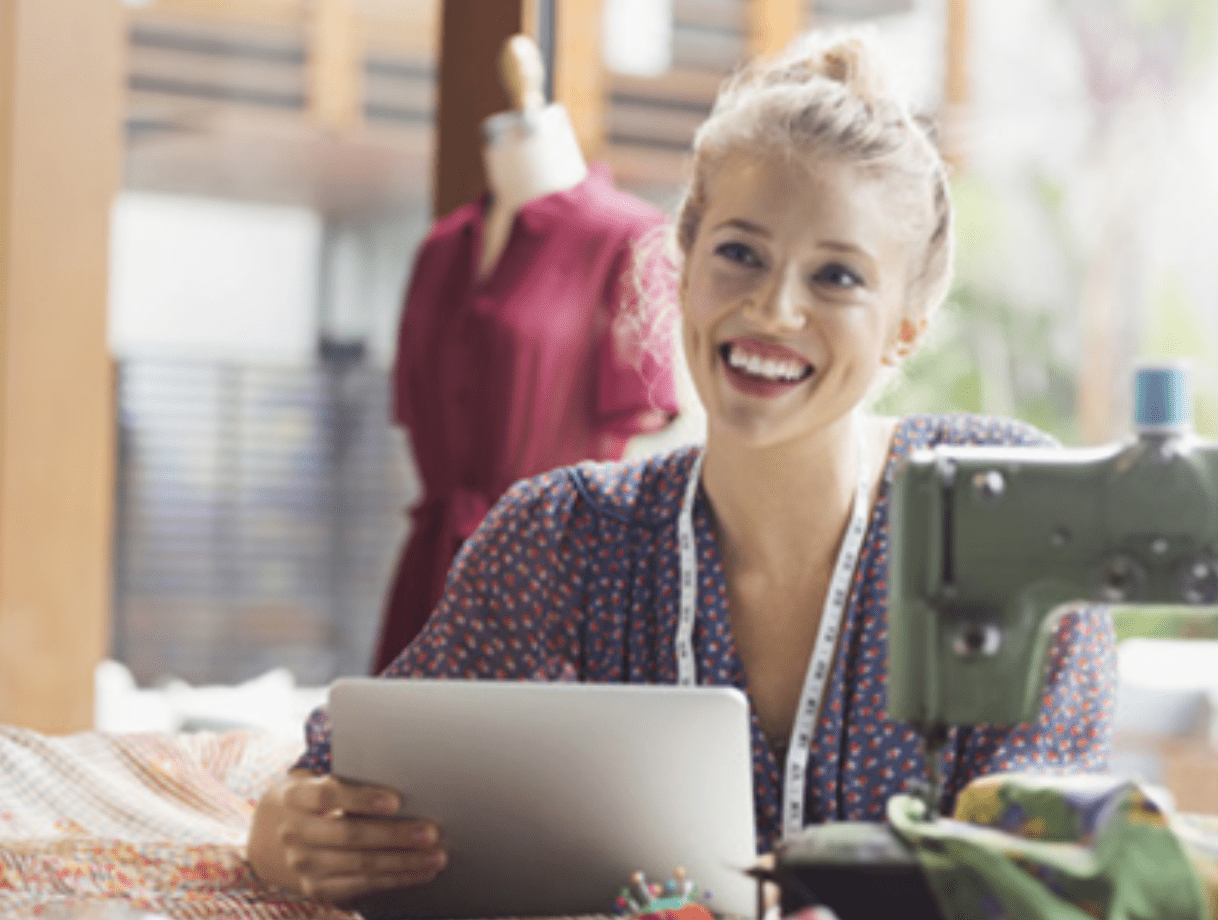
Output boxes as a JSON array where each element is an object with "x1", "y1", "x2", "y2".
[{"x1": 771, "y1": 365, "x2": 1218, "y2": 919}]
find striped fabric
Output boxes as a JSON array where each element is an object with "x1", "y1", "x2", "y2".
[{"x1": 0, "y1": 726, "x2": 353, "y2": 918}]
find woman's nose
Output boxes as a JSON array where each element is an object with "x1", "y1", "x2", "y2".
[{"x1": 747, "y1": 266, "x2": 807, "y2": 330}]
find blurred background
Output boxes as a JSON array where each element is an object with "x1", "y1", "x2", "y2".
[{"x1": 2, "y1": 0, "x2": 1218, "y2": 802}]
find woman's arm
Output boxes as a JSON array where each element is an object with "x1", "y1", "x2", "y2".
[
  {"x1": 246, "y1": 769, "x2": 446, "y2": 903},
  {"x1": 250, "y1": 474, "x2": 590, "y2": 902}
]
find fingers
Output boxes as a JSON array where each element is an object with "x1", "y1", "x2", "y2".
[
  {"x1": 282, "y1": 808, "x2": 439, "y2": 851},
  {"x1": 298, "y1": 867, "x2": 444, "y2": 905},
  {"x1": 276, "y1": 774, "x2": 447, "y2": 904},
  {"x1": 285, "y1": 774, "x2": 400, "y2": 818},
  {"x1": 285, "y1": 843, "x2": 446, "y2": 880},
  {"x1": 286, "y1": 843, "x2": 448, "y2": 903}
]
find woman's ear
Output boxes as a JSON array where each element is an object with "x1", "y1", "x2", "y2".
[{"x1": 883, "y1": 315, "x2": 927, "y2": 366}]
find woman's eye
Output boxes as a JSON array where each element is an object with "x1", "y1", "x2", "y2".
[
  {"x1": 811, "y1": 263, "x2": 864, "y2": 288},
  {"x1": 713, "y1": 241, "x2": 762, "y2": 268}
]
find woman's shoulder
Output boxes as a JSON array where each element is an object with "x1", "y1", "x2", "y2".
[
  {"x1": 566, "y1": 444, "x2": 701, "y2": 529},
  {"x1": 483, "y1": 446, "x2": 700, "y2": 538},
  {"x1": 892, "y1": 412, "x2": 1060, "y2": 459}
]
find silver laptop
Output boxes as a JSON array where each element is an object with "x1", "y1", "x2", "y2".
[{"x1": 329, "y1": 678, "x2": 758, "y2": 919}]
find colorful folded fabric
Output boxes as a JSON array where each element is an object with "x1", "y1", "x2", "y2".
[
  {"x1": 0, "y1": 726, "x2": 350, "y2": 919},
  {"x1": 888, "y1": 773, "x2": 1210, "y2": 920}
]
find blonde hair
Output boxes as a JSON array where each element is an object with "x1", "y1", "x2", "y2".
[{"x1": 674, "y1": 30, "x2": 954, "y2": 326}]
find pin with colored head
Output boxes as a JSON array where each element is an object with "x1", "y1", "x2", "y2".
[{"x1": 613, "y1": 867, "x2": 712, "y2": 917}]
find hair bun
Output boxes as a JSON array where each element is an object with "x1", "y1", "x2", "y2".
[
  {"x1": 801, "y1": 31, "x2": 894, "y2": 108},
  {"x1": 715, "y1": 29, "x2": 898, "y2": 117}
]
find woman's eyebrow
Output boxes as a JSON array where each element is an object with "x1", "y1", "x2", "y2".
[
  {"x1": 819, "y1": 239, "x2": 876, "y2": 260},
  {"x1": 711, "y1": 218, "x2": 770, "y2": 236}
]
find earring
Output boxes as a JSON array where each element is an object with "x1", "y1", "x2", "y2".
[{"x1": 883, "y1": 319, "x2": 918, "y2": 366}]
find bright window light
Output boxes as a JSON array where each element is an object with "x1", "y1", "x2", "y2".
[{"x1": 603, "y1": 0, "x2": 673, "y2": 78}]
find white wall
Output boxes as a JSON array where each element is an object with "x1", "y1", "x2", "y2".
[
  {"x1": 319, "y1": 209, "x2": 433, "y2": 368},
  {"x1": 108, "y1": 192, "x2": 322, "y2": 365}
]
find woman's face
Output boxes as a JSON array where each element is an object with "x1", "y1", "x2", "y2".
[{"x1": 681, "y1": 151, "x2": 915, "y2": 448}]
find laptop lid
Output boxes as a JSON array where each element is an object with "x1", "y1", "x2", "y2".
[{"x1": 329, "y1": 678, "x2": 758, "y2": 919}]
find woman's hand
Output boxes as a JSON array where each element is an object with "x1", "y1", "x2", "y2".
[{"x1": 247, "y1": 769, "x2": 447, "y2": 903}]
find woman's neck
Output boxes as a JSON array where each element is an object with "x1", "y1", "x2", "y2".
[{"x1": 700, "y1": 414, "x2": 868, "y2": 581}]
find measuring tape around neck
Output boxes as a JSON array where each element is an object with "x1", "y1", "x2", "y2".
[{"x1": 675, "y1": 420, "x2": 871, "y2": 840}]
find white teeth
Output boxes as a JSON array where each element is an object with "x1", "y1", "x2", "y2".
[{"x1": 726, "y1": 344, "x2": 809, "y2": 382}]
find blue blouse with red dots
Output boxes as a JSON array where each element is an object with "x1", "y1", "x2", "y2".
[{"x1": 296, "y1": 413, "x2": 1117, "y2": 854}]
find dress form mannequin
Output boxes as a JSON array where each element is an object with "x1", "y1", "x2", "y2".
[
  {"x1": 370, "y1": 36, "x2": 678, "y2": 669},
  {"x1": 478, "y1": 35, "x2": 588, "y2": 279}
]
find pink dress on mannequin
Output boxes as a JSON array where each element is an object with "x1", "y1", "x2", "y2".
[{"x1": 373, "y1": 166, "x2": 678, "y2": 671}]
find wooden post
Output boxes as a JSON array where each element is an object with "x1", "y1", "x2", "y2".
[
  {"x1": 941, "y1": 0, "x2": 970, "y2": 169},
  {"x1": 0, "y1": 0, "x2": 123, "y2": 731},
  {"x1": 308, "y1": 0, "x2": 364, "y2": 131},
  {"x1": 553, "y1": 0, "x2": 606, "y2": 161},
  {"x1": 747, "y1": 0, "x2": 804, "y2": 60},
  {"x1": 1077, "y1": 255, "x2": 1117, "y2": 445},
  {"x1": 522, "y1": 0, "x2": 541, "y2": 49},
  {"x1": 433, "y1": 0, "x2": 529, "y2": 218}
]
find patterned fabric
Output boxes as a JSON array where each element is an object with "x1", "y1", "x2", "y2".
[
  {"x1": 888, "y1": 774, "x2": 1211, "y2": 919},
  {"x1": 298, "y1": 414, "x2": 1119, "y2": 854},
  {"x1": 0, "y1": 726, "x2": 351, "y2": 919}
]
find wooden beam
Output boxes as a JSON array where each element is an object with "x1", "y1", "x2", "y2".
[
  {"x1": 360, "y1": 0, "x2": 441, "y2": 58},
  {"x1": 0, "y1": 0, "x2": 123, "y2": 731},
  {"x1": 433, "y1": 0, "x2": 528, "y2": 217},
  {"x1": 308, "y1": 0, "x2": 364, "y2": 131},
  {"x1": 128, "y1": 0, "x2": 306, "y2": 28},
  {"x1": 1077, "y1": 219, "x2": 1125, "y2": 445},
  {"x1": 945, "y1": 0, "x2": 970, "y2": 109},
  {"x1": 0, "y1": 0, "x2": 14, "y2": 391},
  {"x1": 522, "y1": 0, "x2": 541, "y2": 47},
  {"x1": 553, "y1": 0, "x2": 607, "y2": 161},
  {"x1": 747, "y1": 0, "x2": 804, "y2": 60},
  {"x1": 941, "y1": 0, "x2": 970, "y2": 168}
]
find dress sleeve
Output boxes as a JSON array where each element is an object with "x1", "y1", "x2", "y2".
[
  {"x1": 591, "y1": 238, "x2": 680, "y2": 443},
  {"x1": 944, "y1": 603, "x2": 1118, "y2": 804},
  {"x1": 938, "y1": 413, "x2": 1062, "y2": 451},
  {"x1": 291, "y1": 470, "x2": 586, "y2": 774}
]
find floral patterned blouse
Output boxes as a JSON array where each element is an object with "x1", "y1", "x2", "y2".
[{"x1": 297, "y1": 414, "x2": 1117, "y2": 853}]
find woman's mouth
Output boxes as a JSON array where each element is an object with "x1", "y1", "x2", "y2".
[{"x1": 719, "y1": 341, "x2": 814, "y2": 394}]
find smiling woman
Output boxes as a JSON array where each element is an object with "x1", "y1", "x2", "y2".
[
  {"x1": 683, "y1": 154, "x2": 912, "y2": 443},
  {"x1": 245, "y1": 30, "x2": 1117, "y2": 908}
]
